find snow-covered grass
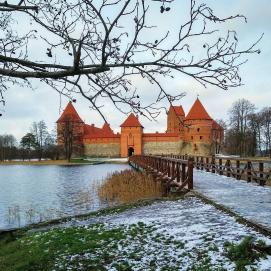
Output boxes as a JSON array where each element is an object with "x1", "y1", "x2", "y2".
[
  {"x1": 84, "y1": 157, "x2": 128, "y2": 163},
  {"x1": 3, "y1": 196, "x2": 269, "y2": 271}
]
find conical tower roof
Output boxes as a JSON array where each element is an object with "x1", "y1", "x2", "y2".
[
  {"x1": 185, "y1": 98, "x2": 212, "y2": 120},
  {"x1": 170, "y1": 105, "x2": 185, "y2": 116},
  {"x1": 57, "y1": 102, "x2": 83, "y2": 123},
  {"x1": 120, "y1": 113, "x2": 143, "y2": 128}
]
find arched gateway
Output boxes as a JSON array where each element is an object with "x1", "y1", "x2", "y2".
[{"x1": 128, "y1": 147, "x2": 134, "y2": 157}]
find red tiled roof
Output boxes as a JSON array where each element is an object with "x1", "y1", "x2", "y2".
[
  {"x1": 84, "y1": 124, "x2": 103, "y2": 136},
  {"x1": 120, "y1": 113, "x2": 143, "y2": 128},
  {"x1": 84, "y1": 122, "x2": 116, "y2": 138},
  {"x1": 170, "y1": 105, "x2": 185, "y2": 116},
  {"x1": 57, "y1": 102, "x2": 83, "y2": 123},
  {"x1": 185, "y1": 98, "x2": 212, "y2": 120},
  {"x1": 143, "y1": 132, "x2": 180, "y2": 137}
]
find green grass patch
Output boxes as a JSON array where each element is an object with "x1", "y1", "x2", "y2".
[
  {"x1": 0, "y1": 222, "x2": 187, "y2": 271},
  {"x1": 224, "y1": 236, "x2": 268, "y2": 271}
]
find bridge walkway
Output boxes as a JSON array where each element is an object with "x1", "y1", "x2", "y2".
[{"x1": 194, "y1": 169, "x2": 271, "y2": 231}]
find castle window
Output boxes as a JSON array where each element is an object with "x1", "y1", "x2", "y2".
[
  {"x1": 191, "y1": 136, "x2": 193, "y2": 140},
  {"x1": 200, "y1": 136, "x2": 203, "y2": 140},
  {"x1": 197, "y1": 128, "x2": 200, "y2": 132}
]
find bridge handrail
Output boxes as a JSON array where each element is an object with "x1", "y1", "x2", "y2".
[
  {"x1": 163, "y1": 154, "x2": 270, "y2": 186},
  {"x1": 129, "y1": 155, "x2": 194, "y2": 192}
]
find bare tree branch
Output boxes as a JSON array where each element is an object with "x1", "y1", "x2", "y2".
[{"x1": 0, "y1": 0, "x2": 263, "y2": 120}]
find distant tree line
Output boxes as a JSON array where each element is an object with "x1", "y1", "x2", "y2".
[
  {"x1": 224, "y1": 99, "x2": 271, "y2": 157},
  {"x1": 0, "y1": 121, "x2": 59, "y2": 161}
]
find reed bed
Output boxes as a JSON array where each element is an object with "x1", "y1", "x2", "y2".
[{"x1": 98, "y1": 170, "x2": 162, "y2": 205}]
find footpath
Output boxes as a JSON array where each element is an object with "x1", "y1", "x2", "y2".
[{"x1": 194, "y1": 170, "x2": 271, "y2": 231}]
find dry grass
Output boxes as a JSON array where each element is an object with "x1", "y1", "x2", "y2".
[
  {"x1": 98, "y1": 170, "x2": 162, "y2": 205},
  {"x1": 0, "y1": 160, "x2": 69, "y2": 166},
  {"x1": 0, "y1": 159, "x2": 95, "y2": 166}
]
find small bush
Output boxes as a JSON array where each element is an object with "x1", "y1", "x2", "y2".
[
  {"x1": 224, "y1": 236, "x2": 267, "y2": 271},
  {"x1": 98, "y1": 170, "x2": 162, "y2": 205}
]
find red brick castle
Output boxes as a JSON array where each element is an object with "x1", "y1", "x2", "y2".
[{"x1": 57, "y1": 98, "x2": 223, "y2": 157}]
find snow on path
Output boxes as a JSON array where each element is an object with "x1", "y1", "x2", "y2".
[{"x1": 194, "y1": 169, "x2": 271, "y2": 230}]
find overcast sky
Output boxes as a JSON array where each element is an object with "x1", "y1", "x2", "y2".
[{"x1": 1, "y1": 0, "x2": 270, "y2": 141}]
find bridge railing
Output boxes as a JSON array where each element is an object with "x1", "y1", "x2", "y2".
[
  {"x1": 129, "y1": 155, "x2": 194, "y2": 192},
  {"x1": 167, "y1": 154, "x2": 271, "y2": 186}
]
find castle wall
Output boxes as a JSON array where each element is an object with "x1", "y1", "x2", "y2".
[
  {"x1": 182, "y1": 141, "x2": 212, "y2": 156},
  {"x1": 143, "y1": 141, "x2": 183, "y2": 155},
  {"x1": 84, "y1": 143, "x2": 120, "y2": 157},
  {"x1": 83, "y1": 137, "x2": 120, "y2": 157},
  {"x1": 142, "y1": 133, "x2": 183, "y2": 155}
]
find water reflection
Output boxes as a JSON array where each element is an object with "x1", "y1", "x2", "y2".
[{"x1": 0, "y1": 163, "x2": 130, "y2": 230}]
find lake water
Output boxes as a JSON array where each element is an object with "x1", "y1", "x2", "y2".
[{"x1": 0, "y1": 163, "x2": 131, "y2": 230}]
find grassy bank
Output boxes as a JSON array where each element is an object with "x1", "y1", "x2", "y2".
[
  {"x1": 0, "y1": 222, "x2": 191, "y2": 271},
  {"x1": 0, "y1": 158, "x2": 128, "y2": 166},
  {"x1": 1, "y1": 210, "x2": 269, "y2": 271},
  {"x1": 0, "y1": 160, "x2": 70, "y2": 166},
  {"x1": 0, "y1": 159, "x2": 96, "y2": 166},
  {"x1": 0, "y1": 222, "x2": 197, "y2": 271}
]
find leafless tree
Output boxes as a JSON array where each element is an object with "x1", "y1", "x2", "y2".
[
  {"x1": 211, "y1": 119, "x2": 226, "y2": 154},
  {"x1": 0, "y1": 0, "x2": 262, "y2": 120},
  {"x1": 31, "y1": 120, "x2": 49, "y2": 160},
  {"x1": 260, "y1": 107, "x2": 271, "y2": 157},
  {"x1": 228, "y1": 99, "x2": 256, "y2": 156},
  {"x1": 0, "y1": 134, "x2": 17, "y2": 161},
  {"x1": 57, "y1": 117, "x2": 75, "y2": 161},
  {"x1": 248, "y1": 112, "x2": 263, "y2": 155},
  {"x1": 0, "y1": 1, "x2": 37, "y2": 12}
]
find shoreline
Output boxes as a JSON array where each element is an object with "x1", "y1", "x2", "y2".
[{"x1": 0, "y1": 158, "x2": 129, "y2": 166}]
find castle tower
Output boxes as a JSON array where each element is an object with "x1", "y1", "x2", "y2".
[
  {"x1": 166, "y1": 105, "x2": 185, "y2": 137},
  {"x1": 56, "y1": 102, "x2": 85, "y2": 156},
  {"x1": 120, "y1": 113, "x2": 143, "y2": 157},
  {"x1": 184, "y1": 98, "x2": 214, "y2": 154}
]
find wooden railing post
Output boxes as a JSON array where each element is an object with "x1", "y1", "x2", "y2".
[
  {"x1": 226, "y1": 159, "x2": 231, "y2": 177},
  {"x1": 206, "y1": 157, "x2": 209, "y2": 172},
  {"x1": 259, "y1": 162, "x2": 264, "y2": 186},
  {"x1": 188, "y1": 157, "x2": 194, "y2": 189},
  {"x1": 211, "y1": 156, "x2": 215, "y2": 173},
  {"x1": 181, "y1": 163, "x2": 186, "y2": 182},
  {"x1": 172, "y1": 161, "x2": 175, "y2": 180},
  {"x1": 236, "y1": 160, "x2": 240, "y2": 180},
  {"x1": 219, "y1": 158, "x2": 223, "y2": 175},
  {"x1": 176, "y1": 162, "x2": 180, "y2": 182},
  {"x1": 247, "y1": 161, "x2": 252, "y2": 182}
]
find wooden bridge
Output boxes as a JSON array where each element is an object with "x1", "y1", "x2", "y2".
[
  {"x1": 129, "y1": 155, "x2": 194, "y2": 193},
  {"x1": 129, "y1": 154, "x2": 271, "y2": 191}
]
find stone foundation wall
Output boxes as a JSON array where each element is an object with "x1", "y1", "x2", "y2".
[
  {"x1": 181, "y1": 142, "x2": 211, "y2": 156},
  {"x1": 143, "y1": 141, "x2": 183, "y2": 155},
  {"x1": 83, "y1": 141, "x2": 212, "y2": 157},
  {"x1": 84, "y1": 143, "x2": 120, "y2": 157}
]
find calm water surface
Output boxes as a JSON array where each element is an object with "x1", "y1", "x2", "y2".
[{"x1": 0, "y1": 163, "x2": 130, "y2": 230}]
